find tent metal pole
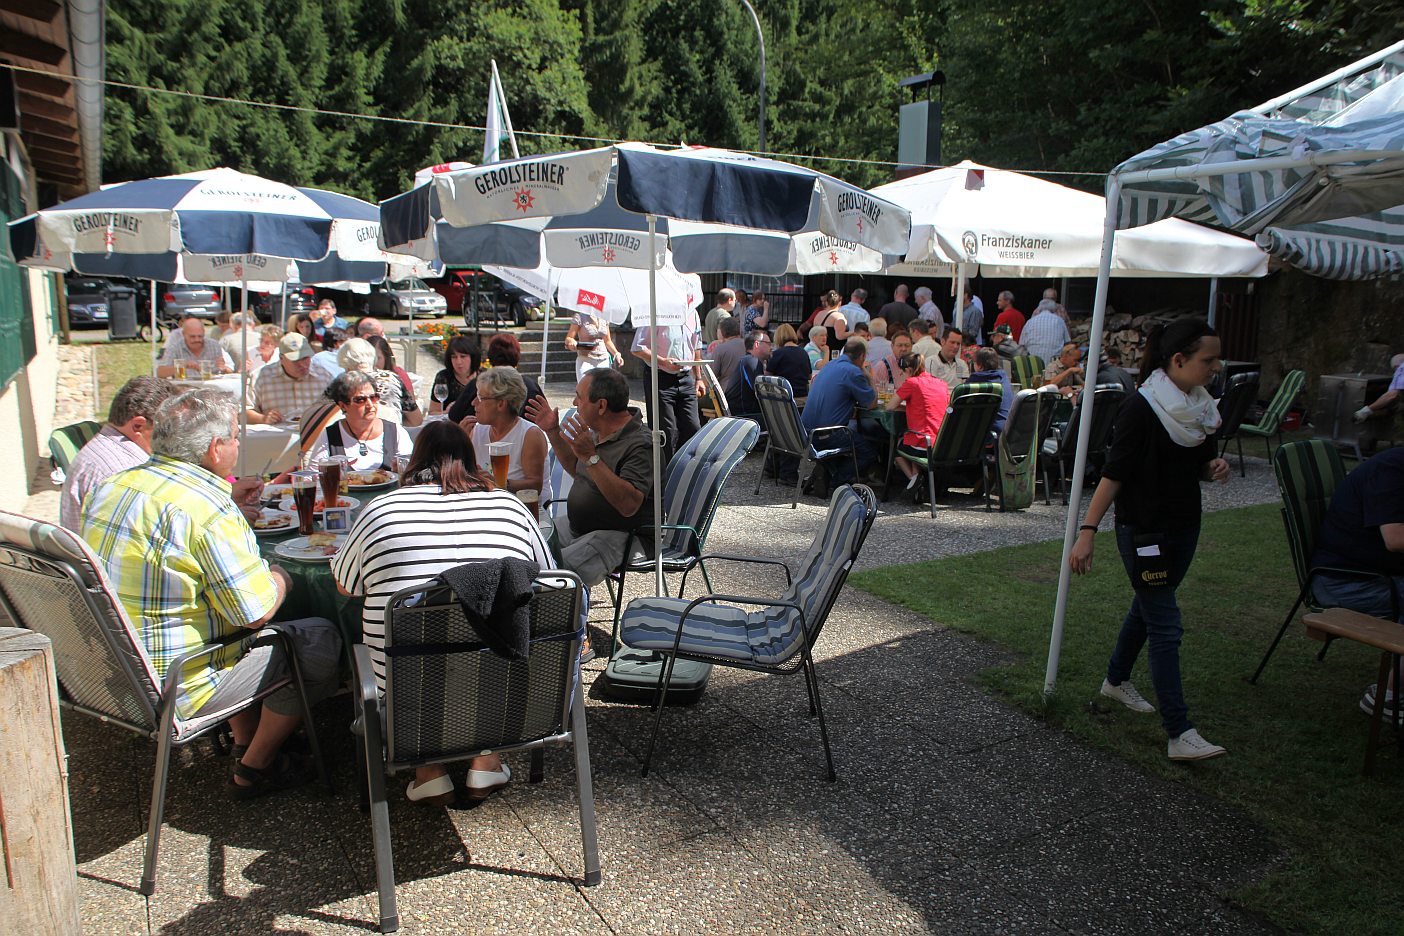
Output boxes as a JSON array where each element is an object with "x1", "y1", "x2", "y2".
[
  {"x1": 647, "y1": 215, "x2": 665, "y2": 596},
  {"x1": 1045, "y1": 172, "x2": 1121, "y2": 696},
  {"x1": 1118, "y1": 148, "x2": 1400, "y2": 187},
  {"x1": 1248, "y1": 40, "x2": 1404, "y2": 115},
  {"x1": 1207, "y1": 277, "x2": 1220, "y2": 329}
]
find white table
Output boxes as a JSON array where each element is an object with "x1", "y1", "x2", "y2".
[
  {"x1": 237, "y1": 423, "x2": 300, "y2": 476},
  {"x1": 172, "y1": 375, "x2": 244, "y2": 397}
]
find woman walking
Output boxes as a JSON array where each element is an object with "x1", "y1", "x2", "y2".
[{"x1": 1069, "y1": 318, "x2": 1230, "y2": 761}]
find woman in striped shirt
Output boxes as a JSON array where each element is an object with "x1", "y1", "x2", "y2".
[{"x1": 332, "y1": 420, "x2": 553, "y2": 806}]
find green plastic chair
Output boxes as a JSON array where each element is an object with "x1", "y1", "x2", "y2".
[
  {"x1": 1239, "y1": 369, "x2": 1305, "y2": 463},
  {"x1": 905, "y1": 382, "x2": 1002, "y2": 518},
  {"x1": 48, "y1": 419, "x2": 102, "y2": 479},
  {"x1": 1007, "y1": 355, "x2": 1044, "y2": 390}
]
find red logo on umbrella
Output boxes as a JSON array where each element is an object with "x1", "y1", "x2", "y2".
[
  {"x1": 602, "y1": 246, "x2": 616, "y2": 263},
  {"x1": 233, "y1": 264, "x2": 244, "y2": 279},
  {"x1": 576, "y1": 289, "x2": 606, "y2": 311},
  {"x1": 514, "y1": 187, "x2": 535, "y2": 212},
  {"x1": 829, "y1": 250, "x2": 839, "y2": 266},
  {"x1": 103, "y1": 229, "x2": 116, "y2": 249}
]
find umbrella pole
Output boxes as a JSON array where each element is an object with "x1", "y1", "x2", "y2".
[
  {"x1": 239, "y1": 282, "x2": 250, "y2": 476},
  {"x1": 1206, "y1": 277, "x2": 1220, "y2": 328},
  {"x1": 954, "y1": 266, "x2": 967, "y2": 334},
  {"x1": 149, "y1": 280, "x2": 158, "y2": 374},
  {"x1": 648, "y1": 215, "x2": 664, "y2": 596},
  {"x1": 539, "y1": 268, "x2": 553, "y2": 387}
]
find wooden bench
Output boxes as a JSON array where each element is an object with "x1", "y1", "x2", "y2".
[{"x1": 1302, "y1": 608, "x2": 1404, "y2": 775}]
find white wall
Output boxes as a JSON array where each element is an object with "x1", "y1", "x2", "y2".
[{"x1": 0, "y1": 271, "x2": 61, "y2": 513}]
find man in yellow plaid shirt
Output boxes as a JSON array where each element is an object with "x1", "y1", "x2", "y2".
[{"x1": 83, "y1": 388, "x2": 340, "y2": 799}]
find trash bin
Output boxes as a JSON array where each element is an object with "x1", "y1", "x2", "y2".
[{"x1": 106, "y1": 284, "x2": 139, "y2": 340}]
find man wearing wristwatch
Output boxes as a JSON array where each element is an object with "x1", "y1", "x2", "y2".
[{"x1": 524, "y1": 368, "x2": 655, "y2": 589}]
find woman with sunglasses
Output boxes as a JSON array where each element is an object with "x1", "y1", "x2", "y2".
[
  {"x1": 305, "y1": 370, "x2": 406, "y2": 471},
  {"x1": 462, "y1": 366, "x2": 550, "y2": 504}
]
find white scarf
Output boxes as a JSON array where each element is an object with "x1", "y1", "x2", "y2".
[{"x1": 1139, "y1": 368, "x2": 1221, "y2": 447}]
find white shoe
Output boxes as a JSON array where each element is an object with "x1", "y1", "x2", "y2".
[
  {"x1": 405, "y1": 773, "x2": 455, "y2": 805},
  {"x1": 1167, "y1": 728, "x2": 1226, "y2": 761},
  {"x1": 1100, "y1": 679, "x2": 1155, "y2": 713},
  {"x1": 465, "y1": 763, "x2": 512, "y2": 801}
]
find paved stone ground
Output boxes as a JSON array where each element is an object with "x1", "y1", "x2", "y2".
[{"x1": 36, "y1": 373, "x2": 1290, "y2": 934}]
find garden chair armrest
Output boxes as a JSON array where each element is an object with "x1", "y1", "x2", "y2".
[{"x1": 693, "y1": 553, "x2": 793, "y2": 585}]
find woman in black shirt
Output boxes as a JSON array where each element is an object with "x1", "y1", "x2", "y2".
[
  {"x1": 766, "y1": 323, "x2": 811, "y2": 400},
  {"x1": 1070, "y1": 318, "x2": 1231, "y2": 762}
]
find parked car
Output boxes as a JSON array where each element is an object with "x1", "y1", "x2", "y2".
[
  {"x1": 251, "y1": 285, "x2": 317, "y2": 324},
  {"x1": 365, "y1": 277, "x2": 447, "y2": 319},
  {"x1": 157, "y1": 284, "x2": 221, "y2": 323},
  {"x1": 64, "y1": 276, "x2": 111, "y2": 327},
  {"x1": 428, "y1": 270, "x2": 543, "y2": 325}
]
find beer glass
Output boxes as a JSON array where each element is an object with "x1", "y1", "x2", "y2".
[
  {"x1": 316, "y1": 456, "x2": 343, "y2": 510},
  {"x1": 291, "y1": 470, "x2": 318, "y2": 535},
  {"x1": 488, "y1": 441, "x2": 511, "y2": 489}
]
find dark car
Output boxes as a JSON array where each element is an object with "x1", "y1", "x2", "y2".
[
  {"x1": 158, "y1": 284, "x2": 222, "y2": 323},
  {"x1": 64, "y1": 276, "x2": 112, "y2": 327},
  {"x1": 429, "y1": 270, "x2": 542, "y2": 325},
  {"x1": 251, "y1": 285, "x2": 317, "y2": 324}
]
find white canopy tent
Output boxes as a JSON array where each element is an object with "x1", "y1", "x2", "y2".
[{"x1": 1044, "y1": 40, "x2": 1404, "y2": 693}]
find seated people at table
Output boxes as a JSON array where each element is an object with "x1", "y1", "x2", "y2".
[
  {"x1": 910, "y1": 319, "x2": 938, "y2": 359},
  {"x1": 447, "y1": 333, "x2": 546, "y2": 424},
  {"x1": 332, "y1": 421, "x2": 551, "y2": 805},
  {"x1": 368, "y1": 335, "x2": 424, "y2": 428},
  {"x1": 1044, "y1": 341, "x2": 1086, "y2": 396},
  {"x1": 870, "y1": 330, "x2": 913, "y2": 394},
  {"x1": 801, "y1": 337, "x2": 878, "y2": 486},
  {"x1": 337, "y1": 338, "x2": 422, "y2": 428},
  {"x1": 464, "y1": 367, "x2": 550, "y2": 503},
  {"x1": 804, "y1": 326, "x2": 829, "y2": 373},
  {"x1": 210, "y1": 309, "x2": 234, "y2": 341},
  {"x1": 991, "y1": 323, "x2": 1027, "y2": 360},
  {"x1": 525, "y1": 368, "x2": 653, "y2": 593},
  {"x1": 925, "y1": 325, "x2": 971, "y2": 392},
  {"x1": 708, "y1": 316, "x2": 746, "y2": 390},
  {"x1": 887, "y1": 352, "x2": 951, "y2": 491},
  {"x1": 1098, "y1": 347, "x2": 1138, "y2": 396},
  {"x1": 252, "y1": 325, "x2": 282, "y2": 372},
  {"x1": 766, "y1": 324, "x2": 811, "y2": 400},
  {"x1": 82, "y1": 388, "x2": 341, "y2": 799},
  {"x1": 726, "y1": 331, "x2": 772, "y2": 418},
  {"x1": 310, "y1": 327, "x2": 347, "y2": 380},
  {"x1": 1310, "y1": 445, "x2": 1404, "y2": 718},
  {"x1": 248, "y1": 333, "x2": 333, "y2": 425},
  {"x1": 156, "y1": 317, "x2": 235, "y2": 378},
  {"x1": 306, "y1": 370, "x2": 407, "y2": 471},
  {"x1": 355, "y1": 316, "x2": 385, "y2": 340},
  {"x1": 287, "y1": 313, "x2": 317, "y2": 348},
  {"x1": 60, "y1": 376, "x2": 175, "y2": 530},
  {"x1": 969, "y1": 347, "x2": 1014, "y2": 433},
  {"x1": 431, "y1": 335, "x2": 482, "y2": 415},
  {"x1": 312, "y1": 299, "x2": 348, "y2": 342}
]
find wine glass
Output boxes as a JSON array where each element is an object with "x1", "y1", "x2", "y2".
[{"x1": 432, "y1": 379, "x2": 448, "y2": 408}]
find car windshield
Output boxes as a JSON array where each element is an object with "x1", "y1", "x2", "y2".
[
  {"x1": 392, "y1": 278, "x2": 428, "y2": 291},
  {"x1": 67, "y1": 279, "x2": 107, "y2": 293}
]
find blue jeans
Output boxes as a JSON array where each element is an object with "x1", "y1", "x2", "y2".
[
  {"x1": 1106, "y1": 523, "x2": 1200, "y2": 738},
  {"x1": 1312, "y1": 573, "x2": 1404, "y2": 623}
]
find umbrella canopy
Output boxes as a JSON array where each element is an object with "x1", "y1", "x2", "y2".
[
  {"x1": 486, "y1": 253, "x2": 703, "y2": 327},
  {"x1": 871, "y1": 160, "x2": 1268, "y2": 279}
]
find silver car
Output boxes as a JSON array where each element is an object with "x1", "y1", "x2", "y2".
[
  {"x1": 365, "y1": 278, "x2": 448, "y2": 319},
  {"x1": 158, "y1": 283, "x2": 222, "y2": 323}
]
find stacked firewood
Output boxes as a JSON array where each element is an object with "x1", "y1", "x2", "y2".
[{"x1": 1068, "y1": 308, "x2": 1205, "y2": 371}]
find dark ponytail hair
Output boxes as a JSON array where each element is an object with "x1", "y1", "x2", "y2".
[
  {"x1": 402, "y1": 420, "x2": 493, "y2": 493},
  {"x1": 898, "y1": 352, "x2": 924, "y2": 374},
  {"x1": 1138, "y1": 317, "x2": 1216, "y2": 383}
]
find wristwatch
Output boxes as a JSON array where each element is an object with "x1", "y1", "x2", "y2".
[{"x1": 586, "y1": 454, "x2": 601, "y2": 467}]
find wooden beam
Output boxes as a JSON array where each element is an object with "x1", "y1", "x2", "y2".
[
  {"x1": 26, "y1": 138, "x2": 78, "y2": 161},
  {"x1": 17, "y1": 91, "x2": 71, "y2": 123},
  {"x1": 0, "y1": 32, "x2": 68, "y2": 67},
  {"x1": 33, "y1": 164, "x2": 83, "y2": 185},
  {"x1": 19, "y1": 113, "x2": 76, "y2": 140},
  {"x1": 0, "y1": 0, "x2": 64, "y2": 20},
  {"x1": 25, "y1": 129, "x2": 79, "y2": 151},
  {"x1": 13, "y1": 69, "x2": 71, "y2": 100}
]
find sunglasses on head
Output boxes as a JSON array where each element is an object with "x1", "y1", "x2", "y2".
[{"x1": 349, "y1": 393, "x2": 380, "y2": 404}]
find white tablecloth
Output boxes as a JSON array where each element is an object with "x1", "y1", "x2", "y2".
[{"x1": 237, "y1": 423, "x2": 300, "y2": 476}]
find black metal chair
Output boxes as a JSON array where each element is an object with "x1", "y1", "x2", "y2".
[
  {"x1": 1212, "y1": 371, "x2": 1261, "y2": 477},
  {"x1": 1041, "y1": 385, "x2": 1126, "y2": 506},
  {"x1": 753, "y1": 375, "x2": 858, "y2": 508}
]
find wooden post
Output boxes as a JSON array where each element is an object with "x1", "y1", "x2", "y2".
[{"x1": 0, "y1": 628, "x2": 81, "y2": 933}]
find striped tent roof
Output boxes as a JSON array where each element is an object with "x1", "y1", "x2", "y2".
[{"x1": 1114, "y1": 41, "x2": 1404, "y2": 280}]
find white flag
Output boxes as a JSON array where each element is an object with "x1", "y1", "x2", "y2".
[{"x1": 483, "y1": 61, "x2": 516, "y2": 164}]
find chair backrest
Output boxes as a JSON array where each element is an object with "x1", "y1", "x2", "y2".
[
  {"x1": 658, "y1": 417, "x2": 760, "y2": 556},
  {"x1": 930, "y1": 387, "x2": 1002, "y2": 467},
  {"x1": 950, "y1": 380, "x2": 1001, "y2": 402},
  {"x1": 0, "y1": 510, "x2": 161, "y2": 735},
  {"x1": 752, "y1": 485, "x2": 877, "y2": 667},
  {"x1": 543, "y1": 407, "x2": 578, "y2": 518},
  {"x1": 1255, "y1": 369, "x2": 1306, "y2": 433},
  {"x1": 755, "y1": 376, "x2": 809, "y2": 457},
  {"x1": 49, "y1": 420, "x2": 103, "y2": 473},
  {"x1": 1212, "y1": 372, "x2": 1261, "y2": 441},
  {"x1": 1273, "y1": 440, "x2": 1347, "y2": 591},
  {"x1": 1051, "y1": 385, "x2": 1124, "y2": 460},
  {"x1": 999, "y1": 388, "x2": 1044, "y2": 462},
  {"x1": 1008, "y1": 355, "x2": 1044, "y2": 389},
  {"x1": 381, "y1": 570, "x2": 583, "y2": 768}
]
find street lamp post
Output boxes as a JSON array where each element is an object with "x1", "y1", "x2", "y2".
[{"x1": 736, "y1": 0, "x2": 766, "y2": 152}]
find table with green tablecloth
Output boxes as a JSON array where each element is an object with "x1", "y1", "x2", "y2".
[
  {"x1": 869, "y1": 405, "x2": 905, "y2": 501},
  {"x1": 257, "y1": 531, "x2": 364, "y2": 649}
]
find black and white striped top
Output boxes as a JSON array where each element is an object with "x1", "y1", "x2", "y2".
[{"x1": 330, "y1": 485, "x2": 553, "y2": 688}]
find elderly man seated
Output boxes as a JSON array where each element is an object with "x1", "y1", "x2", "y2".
[
  {"x1": 1043, "y1": 341, "x2": 1086, "y2": 396},
  {"x1": 60, "y1": 376, "x2": 175, "y2": 530},
  {"x1": 925, "y1": 325, "x2": 971, "y2": 392},
  {"x1": 248, "y1": 333, "x2": 333, "y2": 425},
  {"x1": 801, "y1": 337, "x2": 879, "y2": 487},
  {"x1": 82, "y1": 388, "x2": 341, "y2": 799},
  {"x1": 156, "y1": 317, "x2": 235, "y2": 378}
]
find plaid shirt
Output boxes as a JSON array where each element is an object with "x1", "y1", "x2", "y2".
[
  {"x1": 1020, "y1": 310, "x2": 1071, "y2": 364},
  {"x1": 82, "y1": 455, "x2": 279, "y2": 718},
  {"x1": 252, "y1": 361, "x2": 333, "y2": 419}
]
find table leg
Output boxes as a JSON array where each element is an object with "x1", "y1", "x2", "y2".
[{"x1": 881, "y1": 430, "x2": 898, "y2": 501}]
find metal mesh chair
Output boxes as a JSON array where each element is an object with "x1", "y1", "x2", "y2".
[
  {"x1": 1212, "y1": 371, "x2": 1262, "y2": 477},
  {"x1": 753, "y1": 375, "x2": 858, "y2": 508},
  {"x1": 354, "y1": 569, "x2": 599, "y2": 933},
  {"x1": 48, "y1": 419, "x2": 102, "y2": 480},
  {"x1": 619, "y1": 485, "x2": 878, "y2": 781},
  {"x1": 543, "y1": 406, "x2": 577, "y2": 522},
  {"x1": 903, "y1": 382, "x2": 1003, "y2": 517},
  {"x1": 0, "y1": 509, "x2": 328, "y2": 896},
  {"x1": 1040, "y1": 384, "x2": 1125, "y2": 506}
]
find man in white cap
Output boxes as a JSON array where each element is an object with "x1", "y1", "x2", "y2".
[{"x1": 248, "y1": 333, "x2": 332, "y2": 424}]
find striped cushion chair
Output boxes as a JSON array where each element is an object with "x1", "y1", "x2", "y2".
[
  {"x1": 0, "y1": 509, "x2": 329, "y2": 897},
  {"x1": 1008, "y1": 354, "x2": 1045, "y2": 390},
  {"x1": 619, "y1": 484, "x2": 877, "y2": 781},
  {"x1": 48, "y1": 419, "x2": 102, "y2": 481},
  {"x1": 904, "y1": 382, "x2": 1003, "y2": 518},
  {"x1": 1250, "y1": 440, "x2": 1396, "y2": 683},
  {"x1": 1241, "y1": 369, "x2": 1305, "y2": 462},
  {"x1": 607, "y1": 416, "x2": 761, "y2": 650}
]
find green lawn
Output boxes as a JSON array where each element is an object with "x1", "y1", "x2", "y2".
[
  {"x1": 851, "y1": 503, "x2": 1403, "y2": 936},
  {"x1": 92, "y1": 340, "x2": 157, "y2": 416}
]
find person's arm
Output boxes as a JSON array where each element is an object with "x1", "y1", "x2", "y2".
[
  {"x1": 1381, "y1": 523, "x2": 1404, "y2": 552},
  {"x1": 1357, "y1": 389, "x2": 1401, "y2": 422},
  {"x1": 524, "y1": 395, "x2": 577, "y2": 476},
  {"x1": 602, "y1": 325, "x2": 624, "y2": 365},
  {"x1": 249, "y1": 566, "x2": 290, "y2": 627},
  {"x1": 832, "y1": 312, "x2": 848, "y2": 340},
  {"x1": 1068, "y1": 476, "x2": 1123, "y2": 574},
  {"x1": 631, "y1": 328, "x2": 677, "y2": 371},
  {"x1": 514, "y1": 426, "x2": 548, "y2": 494},
  {"x1": 565, "y1": 416, "x2": 645, "y2": 518},
  {"x1": 564, "y1": 321, "x2": 582, "y2": 353},
  {"x1": 246, "y1": 406, "x2": 283, "y2": 425}
]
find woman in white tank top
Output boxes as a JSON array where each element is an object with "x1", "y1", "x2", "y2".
[{"x1": 465, "y1": 366, "x2": 551, "y2": 504}]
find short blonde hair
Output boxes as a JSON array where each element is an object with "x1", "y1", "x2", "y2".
[
  {"x1": 476, "y1": 366, "x2": 527, "y2": 415},
  {"x1": 337, "y1": 337, "x2": 376, "y2": 372},
  {"x1": 774, "y1": 323, "x2": 798, "y2": 345},
  {"x1": 870, "y1": 317, "x2": 888, "y2": 338}
]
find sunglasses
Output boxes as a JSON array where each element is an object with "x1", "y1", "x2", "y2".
[{"x1": 349, "y1": 393, "x2": 380, "y2": 405}]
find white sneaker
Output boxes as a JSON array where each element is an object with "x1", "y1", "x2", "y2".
[
  {"x1": 1168, "y1": 728, "x2": 1226, "y2": 761},
  {"x1": 1100, "y1": 679, "x2": 1155, "y2": 713}
]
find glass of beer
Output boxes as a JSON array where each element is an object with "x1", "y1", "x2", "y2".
[
  {"x1": 175, "y1": 359, "x2": 188, "y2": 380},
  {"x1": 488, "y1": 441, "x2": 511, "y2": 489},
  {"x1": 291, "y1": 470, "x2": 318, "y2": 535},
  {"x1": 516, "y1": 488, "x2": 540, "y2": 520},
  {"x1": 316, "y1": 456, "x2": 343, "y2": 511}
]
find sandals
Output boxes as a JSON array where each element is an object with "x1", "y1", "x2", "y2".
[
  {"x1": 228, "y1": 752, "x2": 310, "y2": 800},
  {"x1": 464, "y1": 763, "x2": 512, "y2": 802},
  {"x1": 405, "y1": 773, "x2": 456, "y2": 807}
]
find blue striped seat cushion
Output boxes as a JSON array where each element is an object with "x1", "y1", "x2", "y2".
[{"x1": 621, "y1": 596, "x2": 803, "y2": 666}]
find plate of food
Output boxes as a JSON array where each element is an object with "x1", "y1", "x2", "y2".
[
  {"x1": 273, "y1": 533, "x2": 346, "y2": 562},
  {"x1": 262, "y1": 482, "x2": 294, "y2": 504},
  {"x1": 278, "y1": 494, "x2": 361, "y2": 516},
  {"x1": 250, "y1": 507, "x2": 297, "y2": 536},
  {"x1": 341, "y1": 468, "x2": 397, "y2": 491}
]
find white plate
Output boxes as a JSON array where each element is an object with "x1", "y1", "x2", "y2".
[
  {"x1": 250, "y1": 507, "x2": 298, "y2": 536},
  {"x1": 343, "y1": 470, "x2": 398, "y2": 491},
  {"x1": 278, "y1": 494, "x2": 361, "y2": 515},
  {"x1": 262, "y1": 482, "x2": 294, "y2": 503},
  {"x1": 273, "y1": 535, "x2": 347, "y2": 562}
]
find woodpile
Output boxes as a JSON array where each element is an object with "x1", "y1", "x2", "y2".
[{"x1": 1069, "y1": 308, "x2": 1207, "y2": 372}]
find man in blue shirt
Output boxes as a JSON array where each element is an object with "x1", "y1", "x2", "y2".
[
  {"x1": 968, "y1": 347, "x2": 1013, "y2": 433},
  {"x1": 801, "y1": 337, "x2": 878, "y2": 485},
  {"x1": 312, "y1": 299, "x2": 349, "y2": 341}
]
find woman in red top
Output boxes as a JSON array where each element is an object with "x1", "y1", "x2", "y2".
[{"x1": 886, "y1": 352, "x2": 951, "y2": 490}]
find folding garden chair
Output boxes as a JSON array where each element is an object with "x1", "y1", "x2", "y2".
[
  {"x1": 1008, "y1": 354, "x2": 1045, "y2": 390},
  {"x1": 1212, "y1": 371, "x2": 1261, "y2": 476},
  {"x1": 1240, "y1": 369, "x2": 1305, "y2": 463},
  {"x1": 48, "y1": 419, "x2": 102, "y2": 480},
  {"x1": 1041, "y1": 385, "x2": 1125, "y2": 506},
  {"x1": 752, "y1": 375, "x2": 858, "y2": 508},
  {"x1": 904, "y1": 382, "x2": 1002, "y2": 517}
]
